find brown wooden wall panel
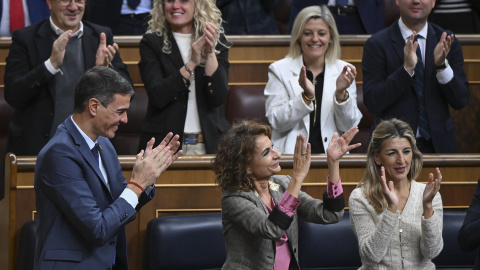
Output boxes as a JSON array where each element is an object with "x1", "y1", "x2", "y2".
[
  {"x1": 126, "y1": 64, "x2": 142, "y2": 85},
  {"x1": 451, "y1": 84, "x2": 480, "y2": 153},
  {"x1": 464, "y1": 62, "x2": 480, "y2": 82},
  {"x1": 228, "y1": 46, "x2": 288, "y2": 61},
  {"x1": 228, "y1": 63, "x2": 270, "y2": 84},
  {"x1": 0, "y1": 65, "x2": 4, "y2": 85}
]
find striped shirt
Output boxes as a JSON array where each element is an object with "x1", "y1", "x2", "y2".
[{"x1": 433, "y1": 0, "x2": 472, "y2": 14}]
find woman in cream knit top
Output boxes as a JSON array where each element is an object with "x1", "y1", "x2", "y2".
[{"x1": 349, "y1": 119, "x2": 443, "y2": 269}]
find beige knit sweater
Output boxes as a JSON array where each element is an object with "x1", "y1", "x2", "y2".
[{"x1": 349, "y1": 180, "x2": 443, "y2": 270}]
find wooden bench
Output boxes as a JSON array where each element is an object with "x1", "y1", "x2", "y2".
[{"x1": 2, "y1": 153, "x2": 480, "y2": 270}]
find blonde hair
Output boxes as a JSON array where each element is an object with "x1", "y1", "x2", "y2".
[
  {"x1": 147, "y1": 0, "x2": 226, "y2": 55},
  {"x1": 287, "y1": 5, "x2": 340, "y2": 63},
  {"x1": 357, "y1": 119, "x2": 423, "y2": 214}
]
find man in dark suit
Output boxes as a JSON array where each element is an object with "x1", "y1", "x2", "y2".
[
  {"x1": 4, "y1": 0, "x2": 131, "y2": 157},
  {"x1": 459, "y1": 176, "x2": 480, "y2": 269},
  {"x1": 34, "y1": 66, "x2": 182, "y2": 269},
  {"x1": 362, "y1": 0, "x2": 469, "y2": 153},
  {"x1": 288, "y1": 0, "x2": 385, "y2": 34}
]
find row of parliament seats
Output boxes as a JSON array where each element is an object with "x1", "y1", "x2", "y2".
[{"x1": 17, "y1": 211, "x2": 475, "y2": 270}]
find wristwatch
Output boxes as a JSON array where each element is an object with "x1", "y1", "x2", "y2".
[{"x1": 435, "y1": 59, "x2": 449, "y2": 70}]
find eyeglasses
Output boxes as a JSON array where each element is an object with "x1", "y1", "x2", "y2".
[{"x1": 59, "y1": 0, "x2": 86, "y2": 7}]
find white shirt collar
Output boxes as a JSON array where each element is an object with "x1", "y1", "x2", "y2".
[
  {"x1": 70, "y1": 115, "x2": 97, "y2": 150},
  {"x1": 398, "y1": 18, "x2": 428, "y2": 41},
  {"x1": 49, "y1": 17, "x2": 84, "y2": 38}
]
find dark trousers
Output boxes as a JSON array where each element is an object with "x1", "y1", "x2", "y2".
[
  {"x1": 333, "y1": 13, "x2": 367, "y2": 34},
  {"x1": 115, "y1": 13, "x2": 150, "y2": 35},
  {"x1": 416, "y1": 136, "x2": 436, "y2": 153}
]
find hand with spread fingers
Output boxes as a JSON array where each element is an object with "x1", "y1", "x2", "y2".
[
  {"x1": 423, "y1": 167, "x2": 442, "y2": 218},
  {"x1": 95, "y1": 32, "x2": 119, "y2": 67},
  {"x1": 130, "y1": 133, "x2": 182, "y2": 197},
  {"x1": 326, "y1": 126, "x2": 361, "y2": 184},
  {"x1": 327, "y1": 126, "x2": 361, "y2": 163}
]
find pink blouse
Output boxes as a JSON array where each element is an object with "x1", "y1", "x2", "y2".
[{"x1": 265, "y1": 177, "x2": 343, "y2": 269}]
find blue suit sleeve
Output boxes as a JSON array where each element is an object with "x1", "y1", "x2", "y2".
[{"x1": 36, "y1": 143, "x2": 137, "y2": 246}]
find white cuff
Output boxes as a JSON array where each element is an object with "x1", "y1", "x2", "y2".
[
  {"x1": 120, "y1": 188, "x2": 139, "y2": 208},
  {"x1": 45, "y1": 59, "x2": 61, "y2": 75},
  {"x1": 436, "y1": 65, "x2": 454, "y2": 84}
]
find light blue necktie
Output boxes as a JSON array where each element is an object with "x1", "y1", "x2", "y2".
[{"x1": 337, "y1": 0, "x2": 348, "y2": 6}]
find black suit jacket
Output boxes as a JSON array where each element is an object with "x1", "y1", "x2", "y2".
[
  {"x1": 4, "y1": 19, "x2": 130, "y2": 156},
  {"x1": 362, "y1": 20, "x2": 469, "y2": 153},
  {"x1": 85, "y1": 0, "x2": 124, "y2": 34},
  {"x1": 34, "y1": 117, "x2": 154, "y2": 269},
  {"x1": 288, "y1": 0, "x2": 385, "y2": 34},
  {"x1": 137, "y1": 32, "x2": 230, "y2": 153},
  {"x1": 458, "y1": 176, "x2": 480, "y2": 269}
]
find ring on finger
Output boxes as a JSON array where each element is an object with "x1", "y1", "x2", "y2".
[{"x1": 301, "y1": 152, "x2": 307, "y2": 155}]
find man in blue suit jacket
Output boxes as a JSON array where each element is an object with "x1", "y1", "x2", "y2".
[
  {"x1": 34, "y1": 67, "x2": 182, "y2": 270},
  {"x1": 0, "y1": 0, "x2": 50, "y2": 36},
  {"x1": 362, "y1": 0, "x2": 469, "y2": 153},
  {"x1": 288, "y1": 0, "x2": 385, "y2": 34}
]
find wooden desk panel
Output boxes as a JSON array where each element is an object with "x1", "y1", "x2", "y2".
[
  {"x1": 2, "y1": 153, "x2": 480, "y2": 270},
  {"x1": 2, "y1": 35, "x2": 480, "y2": 269}
]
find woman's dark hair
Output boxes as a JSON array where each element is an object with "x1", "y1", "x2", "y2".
[{"x1": 212, "y1": 120, "x2": 271, "y2": 192}]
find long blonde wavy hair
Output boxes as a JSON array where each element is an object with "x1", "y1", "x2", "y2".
[
  {"x1": 357, "y1": 119, "x2": 423, "y2": 214},
  {"x1": 147, "y1": 0, "x2": 227, "y2": 55}
]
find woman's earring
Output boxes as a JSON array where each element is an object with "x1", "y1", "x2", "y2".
[{"x1": 246, "y1": 177, "x2": 253, "y2": 188}]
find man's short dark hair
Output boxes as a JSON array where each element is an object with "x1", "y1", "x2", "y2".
[{"x1": 73, "y1": 66, "x2": 134, "y2": 113}]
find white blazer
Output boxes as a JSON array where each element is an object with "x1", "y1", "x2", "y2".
[{"x1": 265, "y1": 56, "x2": 362, "y2": 154}]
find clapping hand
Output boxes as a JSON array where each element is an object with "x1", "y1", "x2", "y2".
[
  {"x1": 299, "y1": 66, "x2": 315, "y2": 99},
  {"x1": 404, "y1": 32, "x2": 419, "y2": 74},
  {"x1": 335, "y1": 64, "x2": 356, "y2": 101},
  {"x1": 130, "y1": 133, "x2": 183, "y2": 196},
  {"x1": 380, "y1": 166, "x2": 399, "y2": 213},
  {"x1": 95, "y1": 32, "x2": 119, "y2": 67},
  {"x1": 202, "y1": 22, "x2": 218, "y2": 55},
  {"x1": 423, "y1": 167, "x2": 442, "y2": 206},
  {"x1": 434, "y1": 32, "x2": 453, "y2": 68},
  {"x1": 327, "y1": 126, "x2": 361, "y2": 163},
  {"x1": 50, "y1": 30, "x2": 72, "y2": 69},
  {"x1": 143, "y1": 132, "x2": 183, "y2": 161},
  {"x1": 292, "y1": 134, "x2": 311, "y2": 181}
]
